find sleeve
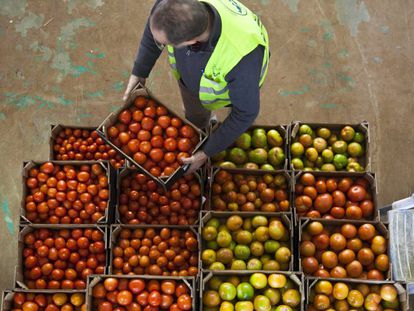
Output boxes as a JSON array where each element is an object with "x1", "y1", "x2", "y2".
[
  {"x1": 203, "y1": 45, "x2": 264, "y2": 157},
  {"x1": 131, "y1": 0, "x2": 165, "y2": 78}
]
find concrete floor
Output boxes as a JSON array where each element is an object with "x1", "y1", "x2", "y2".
[{"x1": 0, "y1": 0, "x2": 413, "y2": 292}]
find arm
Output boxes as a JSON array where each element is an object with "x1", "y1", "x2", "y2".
[
  {"x1": 203, "y1": 45, "x2": 264, "y2": 156},
  {"x1": 182, "y1": 45, "x2": 264, "y2": 173},
  {"x1": 123, "y1": 0, "x2": 164, "y2": 100}
]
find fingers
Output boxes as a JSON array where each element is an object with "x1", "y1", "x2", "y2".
[
  {"x1": 123, "y1": 75, "x2": 140, "y2": 102},
  {"x1": 185, "y1": 162, "x2": 198, "y2": 175},
  {"x1": 181, "y1": 156, "x2": 194, "y2": 164}
]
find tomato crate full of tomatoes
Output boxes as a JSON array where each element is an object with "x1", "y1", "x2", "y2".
[
  {"x1": 1, "y1": 289, "x2": 87, "y2": 311},
  {"x1": 289, "y1": 121, "x2": 370, "y2": 172},
  {"x1": 293, "y1": 171, "x2": 379, "y2": 221},
  {"x1": 306, "y1": 277, "x2": 409, "y2": 310},
  {"x1": 200, "y1": 270, "x2": 304, "y2": 311},
  {"x1": 21, "y1": 161, "x2": 116, "y2": 225},
  {"x1": 115, "y1": 167, "x2": 204, "y2": 225},
  {"x1": 298, "y1": 218, "x2": 391, "y2": 281},
  {"x1": 97, "y1": 84, "x2": 208, "y2": 189},
  {"x1": 108, "y1": 224, "x2": 200, "y2": 277},
  {"x1": 86, "y1": 274, "x2": 197, "y2": 310},
  {"x1": 16, "y1": 225, "x2": 109, "y2": 290},
  {"x1": 206, "y1": 167, "x2": 292, "y2": 213},
  {"x1": 199, "y1": 211, "x2": 295, "y2": 272},
  {"x1": 49, "y1": 124, "x2": 126, "y2": 169}
]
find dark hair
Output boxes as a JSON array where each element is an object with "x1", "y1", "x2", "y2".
[{"x1": 150, "y1": 0, "x2": 209, "y2": 45}]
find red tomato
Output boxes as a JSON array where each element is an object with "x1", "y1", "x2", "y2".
[
  {"x1": 137, "y1": 130, "x2": 151, "y2": 141},
  {"x1": 152, "y1": 125, "x2": 163, "y2": 136},
  {"x1": 144, "y1": 107, "x2": 156, "y2": 118},
  {"x1": 347, "y1": 185, "x2": 367, "y2": 202},
  {"x1": 117, "y1": 290, "x2": 133, "y2": 306},
  {"x1": 165, "y1": 127, "x2": 178, "y2": 138},
  {"x1": 171, "y1": 118, "x2": 182, "y2": 128},
  {"x1": 338, "y1": 178, "x2": 353, "y2": 192},
  {"x1": 108, "y1": 126, "x2": 119, "y2": 138},
  {"x1": 156, "y1": 106, "x2": 168, "y2": 116},
  {"x1": 332, "y1": 190, "x2": 346, "y2": 207},
  {"x1": 132, "y1": 110, "x2": 144, "y2": 122},
  {"x1": 128, "y1": 279, "x2": 146, "y2": 294},
  {"x1": 149, "y1": 167, "x2": 161, "y2": 177},
  {"x1": 22, "y1": 302, "x2": 39, "y2": 311},
  {"x1": 139, "y1": 141, "x2": 152, "y2": 154},
  {"x1": 104, "y1": 278, "x2": 119, "y2": 291},
  {"x1": 164, "y1": 138, "x2": 177, "y2": 151},
  {"x1": 157, "y1": 116, "x2": 171, "y2": 129},
  {"x1": 179, "y1": 125, "x2": 195, "y2": 138},
  {"x1": 177, "y1": 294, "x2": 192, "y2": 310},
  {"x1": 150, "y1": 136, "x2": 164, "y2": 148},
  {"x1": 346, "y1": 205, "x2": 363, "y2": 220},
  {"x1": 98, "y1": 301, "x2": 113, "y2": 311},
  {"x1": 119, "y1": 132, "x2": 131, "y2": 145},
  {"x1": 360, "y1": 199, "x2": 374, "y2": 217},
  {"x1": 148, "y1": 291, "x2": 161, "y2": 307},
  {"x1": 177, "y1": 138, "x2": 191, "y2": 152},
  {"x1": 141, "y1": 117, "x2": 155, "y2": 131},
  {"x1": 161, "y1": 280, "x2": 176, "y2": 295},
  {"x1": 119, "y1": 110, "x2": 132, "y2": 124},
  {"x1": 175, "y1": 284, "x2": 189, "y2": 297},
  {"x1": 149, "y1": 148, "x2": 164, "y2": 163},
  {"x1": 137, "y1": 291, "x2": 149, "y2": 306},
  {"x1": 128, "y1": 139, "x2": 140, "y2": 153},
  {"x1": 134, "y1": 96, "x2": 147, "y2": 109},
  {"x1": 300, "y1": 173, "x2": 315, "y2": 186},
  {"x1": 133, "y1": 152, "x2": 147, "y2": 165},
  {"x1": 164, "y1": 152, "x2": 176, "y2": 164},
  {"x1": 314, "y1": 193, "x2": 333, "y2": 214}
]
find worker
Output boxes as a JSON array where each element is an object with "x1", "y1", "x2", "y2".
[{"x1": 123, "y1": 0, "x2": 270, "y2": 173}]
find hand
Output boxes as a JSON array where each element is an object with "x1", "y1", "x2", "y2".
[
  {"x1": 181, "y1": 151, "x2": 208, "y2": 174},
  {"x1": 123, "y1": 75, "x2": 146, "y2": 102}
]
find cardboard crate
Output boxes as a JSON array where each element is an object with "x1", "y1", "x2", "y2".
[
  {"x1": 1, "y1": 289, "x2": 86, "y2": 311},
  {"x1": 114, "y1": 167, "x2": 205, "y2": 225},
  {"x1": 298, "y1": 218, "x2": 392, "y2": 280},
  {"x1": 97, "y1": 83, "x2": 208, "y2": 189},
  {"x1": 199, "y1": 211, "x2": 295, "y2": 271},
  {"x1": 108, "y1": 224, "x2": 200, "y2": 275},
  {"x1": 15, "y1": 224, "x2": 109, "y2": 289},
  {"x1": 200, "y1": 270, "x2": 305, "y2": 311},
  {"x1": 206, "y1": 166, "x2": 292, "y2": 212},
  {"x1": 208, "y1": 124, "x2": 289, "y2": 171},
  {"x1": 292, "y1": 170, "x2": 379, "y2": 221},
  {"x1": 49, "y1": 124, "x2": 126, "y2": 169},
  {"x1": 20, "y1": 160, "x2": 116, "y2": 225},
  {"x1": 86, "y1": 274, "x2": 197, "y2": 310},
  {"x1": 306, "y1": 277, "x2": 409, "y2": 310},
  {"x1": 289, "y1": 120, "x2": 370, "y2": 172}
]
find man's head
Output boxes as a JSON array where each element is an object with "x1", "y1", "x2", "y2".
[{"x1": 150, "y1": 0, "x2": 209, "y2": 48}]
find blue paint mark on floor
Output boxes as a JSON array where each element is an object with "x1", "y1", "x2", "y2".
[
  {"x1": 113, "y1": 81, "x2": 124, "y2": 92},
  {"x1": 85, "y1": 90, "x2": 104, "y2": 98},
  {"x1": 85, "y1": 51, "x2": 106, "y2": 59},
  {"x1": 1, "y1": 198, "x2": 15, "y2": 235},
  {"x1": 279, "y1": 85, "x2": 310, "y2": 96},
  {"x1": 320, "y1": 103, "x2": 338, "y2": 109}
]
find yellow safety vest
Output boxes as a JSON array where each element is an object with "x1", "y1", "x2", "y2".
[{"x1": 167, "y1": 0, "x2": 270, "y2": 110}]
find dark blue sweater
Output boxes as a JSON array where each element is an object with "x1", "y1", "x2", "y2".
[{"x1": 132, "y1": 1, "x2": 264, "y2": 156}]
